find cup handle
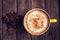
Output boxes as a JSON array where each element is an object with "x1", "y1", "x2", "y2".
[{"x1": 50, "y1": 19, "x2": 57, "y2": 23}]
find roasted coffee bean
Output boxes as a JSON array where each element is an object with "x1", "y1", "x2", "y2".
[{"x1": 2, "y1": 12, "x2": 20, "y2": 31}]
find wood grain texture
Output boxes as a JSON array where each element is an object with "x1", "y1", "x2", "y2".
[
  {"x1": 0, "y1": 0, "x2": 2, "y2": 40},
  {"x1": 16, "y1": 0, "x2": 31, "y2": 40},
  {"x1": 44, "y1": 0, "x2": 59, "y2": 40},
  {"x1": 18, "y1": 0, "x2": 32, "y2": 16},
  {"x1": 31, "y1": 0, "x2": 45, "y2": 9},
  {"x1": 2, "y1": 0, "x2": 16, "y2": 40},
  {"x1": 58, "y1": 1, "x2": 60, "y2": 40}
]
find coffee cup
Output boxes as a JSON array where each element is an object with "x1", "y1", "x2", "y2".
[{"x1": 23, "y1": 8, "x2": 57, "y2": 35}]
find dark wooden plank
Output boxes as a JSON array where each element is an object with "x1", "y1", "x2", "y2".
[
  {"x1": 0, "y1": 0, "x2": 2, "y2": 40},
  {"x1": 16, "y1": 0, "x2": 31, "y2": 40},
  {"x1": 44, "y1": 0, "x2": 59, "y2": 40},
  {"x1": 18, "y1": 0, "x2": 32, "y2": 16},
  {"x1": 2, "y1": 0, "x2": 16, "y2": 40},
  {"x1": 58, "y1": 0, "x2": 60, "y2": 40},
  {"x1": 31, "y1": 0, "x2": 45, "y2": 40},
  {"x1": 31, "y1": 0, "x2": 45, "y2": 9}
]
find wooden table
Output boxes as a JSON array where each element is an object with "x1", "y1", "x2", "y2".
[{"x1": 0, "y1": 0, "x2": 59, "y2": 40}]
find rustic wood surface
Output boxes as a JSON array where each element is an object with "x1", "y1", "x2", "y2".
[
  {"x1": 45, "y1": 0, "x2": 59, "y2": 40},
  {"x1": 2, "y1": 0, "x2": 16, "y2": 40},
  {"x1": 0, "y1": 0, "x2": 59, "y2": 40},
  {"x1": 0, "y1": 0, "x2": 2, "y2": 40}
]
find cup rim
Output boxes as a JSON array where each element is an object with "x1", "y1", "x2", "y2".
[{"x1": 23, "y1": 8, "x2": 50, "y2": 35}]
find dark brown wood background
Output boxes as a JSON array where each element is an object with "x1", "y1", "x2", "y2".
[{"x1": 0, "y1": 0, "x2": 59, "y2": 40}]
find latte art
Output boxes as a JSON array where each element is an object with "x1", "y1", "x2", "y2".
[
  {"x1": 27, "y1": 11, "x2": 47, "y2": 32},
  {"x1": 24, "y1": 8, "x2": 49, "y2": 35}
]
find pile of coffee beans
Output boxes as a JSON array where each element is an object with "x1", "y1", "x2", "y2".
[
  {"x1": 2, "y1": 12, "x2": 19, "y2": 26},
  {"x1": 2, "y1": 12, "x2": 23, "y2": 31}
]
